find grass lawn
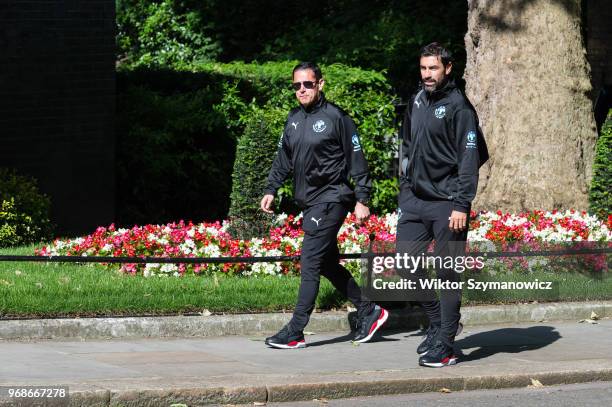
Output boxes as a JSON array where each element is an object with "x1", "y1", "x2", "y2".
[
  {"x1": 461, "y1": 271, "x2": 612, "y2": 303},
  {"x1": 1, "y1": 245, "x2": 610, "y2": 318}
]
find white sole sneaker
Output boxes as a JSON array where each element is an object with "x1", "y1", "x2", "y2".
[
  {"x1": 353, "y1": 308, "x2": 389, "y2": 344},
  {"x1": 266, "y1": 340, "x2": 306, "y2": 349},
  {"x1": 421, "y1": 355, "x2": 458, "y2": 368}
]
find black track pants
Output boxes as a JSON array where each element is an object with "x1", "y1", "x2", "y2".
[
  {"x1": 397, "y1": 186, "x2": 468, "y2": 349},
  {"x1": 288, "y1": 202, "x2": 375, "y2": 332}
]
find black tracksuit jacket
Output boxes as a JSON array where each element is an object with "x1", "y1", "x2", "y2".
[
  {"x1": 400, "y1": 80, "x2": 487, "y2": 212},
  {"x1": 264, "y1": 93, "x2": 371, "y2": 209}
]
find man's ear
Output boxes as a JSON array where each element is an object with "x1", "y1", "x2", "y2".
[
  {"x1": 445, "y1": 62, "x2": 453, "y2": 76},
  {"x1": 318, "y1": 78, "x2": 325, "y2": 90}
]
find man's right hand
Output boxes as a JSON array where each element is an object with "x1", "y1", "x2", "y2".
[{"x1": 260, "y1": 194, "x2": 275, "y2": 213}]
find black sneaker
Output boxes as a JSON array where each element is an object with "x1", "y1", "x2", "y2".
[
  {"x1": 265, "y1": 325, "x2": 306, "y2": 349},
  {"x1": 417, "y1": 325, "x2": 439, "y2": 356},
  {"x1": 353, "y1": 305, "x2": 389, "y2": 343},
  {"x1": 417, "y1": 322, "x2": 463, "y2": 356},
  {"x1": 418, "y1": 340, "x2": 457, "y2": 368}
]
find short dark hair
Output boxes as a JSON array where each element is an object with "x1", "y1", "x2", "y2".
[
  {"x1": 419, "y1": 42, "x2": 453, "y2": 66},
  {"x1": 292, "y1": 61, "x2": 322, "y2": 81}
]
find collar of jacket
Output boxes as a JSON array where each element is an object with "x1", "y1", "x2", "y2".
[
  {"x1": 423, "y1": 79, "x2": 456, "y2": 103},
  {"x1": 299, "y1": 92, "x2": 327, "y2": 114}
]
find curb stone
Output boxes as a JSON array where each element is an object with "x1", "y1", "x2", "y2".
[
  {"x1": 62, "y1": 369, "x2": 612, "y2": 406},
  {"x1": 0, "y1": 301, "x2": 610, "y2": 341},
  {"x1": 266, "y1": 369, "x2": 612, "y2": 402}
]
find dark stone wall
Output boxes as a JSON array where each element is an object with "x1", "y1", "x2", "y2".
[{"x1": 0, "y1": 0, "x2": 115, "y2": 236}]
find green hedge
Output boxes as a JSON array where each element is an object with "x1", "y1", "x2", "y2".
[
  {"x1": 117, "y1": 61, "x2": 398, "y2": 228},
  {"x1": 206, "y1": 61, "x2": 399, "y2": 219},
  {"x1": 0, "y1": 169, "x2": 53, "y2": 247},
  {"x1": 227, "y1": 108, "x2": 285, "y2": 239},
  {"x1": 116, "y1": 69, "x2": 236, "y2": 225},
  {"x1": 116, "y1": 0, "x2": 221, "y2": 68},
  {"x1": 115, "y1": 0, "x2": 468, "y2": 96},
  {"x1": 589, "y1": 110, "x2": 612, "y2": 220}
]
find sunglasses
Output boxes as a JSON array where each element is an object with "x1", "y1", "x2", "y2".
[{"x1": 291, "y1": 80, "x2": 318, "y2": 91}]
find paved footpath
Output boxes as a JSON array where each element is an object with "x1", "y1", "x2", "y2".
[{"x1": 1, "y1": 319, "x2": 611, "y2": 406}]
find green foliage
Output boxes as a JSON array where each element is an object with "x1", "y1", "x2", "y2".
[
  {"x1": 589, "y1": 110, "x2": 612, "y2": 220},
  {"x1": 371, "y1": 178, "x2": 399, "y2": 214},
  {"x1": 0, "y1": 169, "x2": 52, "y2": 247},
  {"x1": 116, "y1": 0, "x2": 467, "y2": 95},
  {"x1": 227, "y1": 108, "x2": 285, "y2": 239},
  {"x1": 115, "y1": 0, "x2": 464, "y2": 225},
  {"x1": 116, "y1": 0, "x2": 220, "y2": 68},
  {"x1": 257, "y1": 1, "x2": 468, "y2": 96},
  {"x1": 204, "y1": 61, "x2": 399, "y2": 220},
  {"x1": 117, "y1": 61, "x2": 397, "y2": 227}
]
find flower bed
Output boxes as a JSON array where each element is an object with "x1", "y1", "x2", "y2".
[{"x1": 36, "y1": 210, "x2": 611, "y2": 277}]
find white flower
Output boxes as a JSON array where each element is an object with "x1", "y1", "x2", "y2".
[
  {"x1": 205, "y1": 226, "x2": 220, "y2": 236},
  {"x1": 160, "y1": 264, "x2": 177, "y2": 273},
  {"x1": 144, "y1": 263, "x2": 160, "y2": 276},
  {"x1": 274, "y1": 213, "x2": 288, "y2": 225},
  {"x1": 221, "y1": 220, "x2": 231, "y2": 232},
  {"x1": 202, "y1": 244, "x2": 221, "y2": 257},
  {"x1": 251, "y1": 262, "x2": 281, "y2": 276},
  {"x1": 281, "y1": 236, "x2": 300, "y2": 249},
  {"x1": 179, "y1": 239, "x2": 196, "y2": 254},
  {"x1": 384, "y1": 212, "x2": 399, "y2": 235}
]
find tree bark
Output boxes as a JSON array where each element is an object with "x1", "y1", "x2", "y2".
[{"x1": 464, "y1": 0, "x2": 598, "y2": 211}]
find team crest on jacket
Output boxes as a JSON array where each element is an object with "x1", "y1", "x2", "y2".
[
  {"x1": 313, "y1": 119, "x2": 326, "y2": 133},
  {"x1": 434, "y1": 105, "x2": 446, "y2": 119},
  {"x1": 466, "y1": 130, "x2": 477, "y2": 149},
  {"x1": 352, "y1": 134, "x2": 362, "y2": 151}
]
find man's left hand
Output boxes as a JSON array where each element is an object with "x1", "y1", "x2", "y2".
[
  {"x1": 448, "y1": 210, "x2": 467, "y2": 232},
  {"x1": 354, "y1": 201, "x2": 370, "y2": 225}
]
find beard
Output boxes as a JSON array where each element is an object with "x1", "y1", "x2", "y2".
[{"x1": 422, "y1": 77, "x2": 448, "y2": 94}]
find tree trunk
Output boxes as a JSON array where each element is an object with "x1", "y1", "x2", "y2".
[{"x1": 464, "y1": 0, "x2": 598, "y2": 212}]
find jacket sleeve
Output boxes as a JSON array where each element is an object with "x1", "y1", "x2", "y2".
[
  {"x1": 263, "y1": 124, "x2": 292, "y2": 196},
  {"x1": 339, "y1": 114, "x2": 371, "y2": 203},
  {"x1": 452, "y1": 108, "x2": 481, "y2": 212},
  {"x1": 399, "y1": 98, "x2": 413, "y2": 179}
]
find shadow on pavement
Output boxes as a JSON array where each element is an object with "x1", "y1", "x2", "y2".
[
  {"x1": 455, "y1": 326, "x2": 562, "y2": 362},
  {"x1": 306, "y1": 332, "x2": 355, "y2": 347},
  {"x1": 307, "y1": 331, "x2": 401, "y2": 347}
]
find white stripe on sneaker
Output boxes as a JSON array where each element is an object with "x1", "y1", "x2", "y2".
[
  {"x1": 422, "y1": 356, "x2": 457, "y2": 368},
  {"x1": 353, "y1": 308, "x2": 389, "y2": 344},
  {"x1": 267, "y1": 340, "x2": 306, "y2": 349}
]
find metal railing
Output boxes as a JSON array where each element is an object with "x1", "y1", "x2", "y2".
[{"x1": 0, "y1": 247, "x2": 609, "y2": 264}]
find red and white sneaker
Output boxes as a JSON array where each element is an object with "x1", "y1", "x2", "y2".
[
  {"x1": 418, "y1": 322, "x2": 463, "y2": 356},
  {"x1": 418, "y1": 340, "x2": 457, "y2": 367},
  {"x1": 353, "y1": 305, "x2": 389, "y2": 343},
  {"x1": 265, "y1": 325, "x2": 306, "y2": 349}
]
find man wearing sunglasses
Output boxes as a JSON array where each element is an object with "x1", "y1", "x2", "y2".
[{"x1": 260, "y1": 61, "x2": 388, "y2": 349}]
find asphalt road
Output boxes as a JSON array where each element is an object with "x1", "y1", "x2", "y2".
[{"x1": 245, "y1": 381, "x2": 612, "y2": 407}]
